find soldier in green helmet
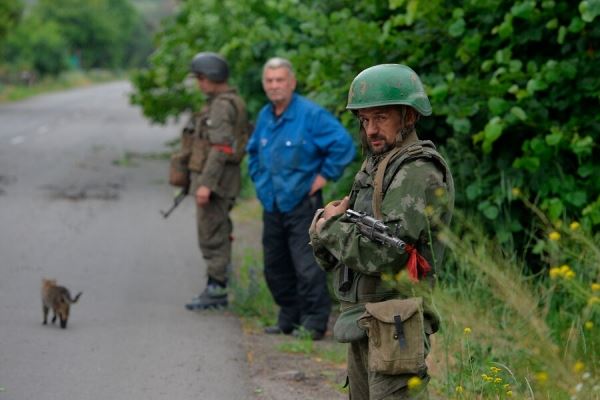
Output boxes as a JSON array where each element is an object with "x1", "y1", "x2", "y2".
[
  {"x1": 310, "y1": 64, "x2": 455, "y2": 399},
  {"x1": 169, "y1": 52, "x2": 250, "y2": 310}
]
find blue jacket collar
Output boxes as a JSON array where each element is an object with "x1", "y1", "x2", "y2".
[{"x1": 270, "y1": 93, "x2": 298, "y2": 121}]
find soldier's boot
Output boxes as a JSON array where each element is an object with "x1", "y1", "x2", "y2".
[{"x1": 185, "y1": 278, "x2": 228, "y2": 310}]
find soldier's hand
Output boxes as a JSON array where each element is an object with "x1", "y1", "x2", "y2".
[
  {"x1": 323, "y1": 196, "x2": 349, "y2": 219},
  {"x1": 196, "y1": 185, "x2": 211, "y2": 206},
  {"x1": 315, "y1": 196, "x2": 349, "y2": 232}
]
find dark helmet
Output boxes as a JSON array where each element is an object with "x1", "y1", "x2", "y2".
[
  {"x1": 346, "y1": 64, "x2": 432, "y2": 116},
  {"x1": 190, "y1": 52, "x2": 229, "y2": 83}
]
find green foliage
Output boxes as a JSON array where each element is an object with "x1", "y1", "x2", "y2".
[
  {"x1": 0, "y1": 0, "x2": 23, "y2": 44},
  {"x1": 3, "y1": 17, "x2": 69, "y2": 75},
  {"x1": 1, "y1": 0, "x2": 153, "y2": 78},
  {"x1": 131, "y1": 0, "x2": 600, "y2": 258}
]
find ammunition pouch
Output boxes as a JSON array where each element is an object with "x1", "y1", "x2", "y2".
[
  {"x1": 169, "y1": 151, "x2": 190, "y2": 188},
  {"x1": 357, "y1": 298, "x2": 429, "y2": 375},
  {"x1": 188, "y1": 138, "x2": 210, "y2": 172},
  {"x1": 333, "y1": 305, "x2": 367, "y2": 343}
]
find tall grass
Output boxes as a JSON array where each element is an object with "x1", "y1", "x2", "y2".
[{"x1": 429, "y1": 204, "x2": 599, "y2": 399}]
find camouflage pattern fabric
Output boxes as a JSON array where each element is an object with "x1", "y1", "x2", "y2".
[{"x1": 309, "y1": 131, "x2": 454, "y2": 399}]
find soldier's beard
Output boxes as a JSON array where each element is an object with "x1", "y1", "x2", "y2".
[{"x1": 368, "y1": 137, "x2": 394, "y2": 154}]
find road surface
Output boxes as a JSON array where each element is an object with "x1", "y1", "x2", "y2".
[{"x1": 0, "y1": 82, "x2": 251, "y2": 400}]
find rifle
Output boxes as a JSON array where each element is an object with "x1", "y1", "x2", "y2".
[
  {"x1": 344, "y1": 209, "x2": 406, "y2": 250},
  {"x1": 160, "y1": 187, "x2": 188, "y2": 219},
  {"x1": 337, "y1": 209, "x2": 406, "y2": 291}
]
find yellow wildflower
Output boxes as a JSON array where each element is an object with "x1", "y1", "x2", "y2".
[
  {"x1": 481, "y1": 374, "x2": 489, "y2": 380},
  {"x1": 495, "y1": 377, "x2": 502, "y2": 384},
  {"x1": 589, "y1": 296, "x2": 600, "y2": 306},
  {"x1": 434, "y1": 187, "x2": 445, "y2": 197},
  {"x1": 455, "y1": 386, "x2": 464, "y2": 394},
  {"x1": 464, "y1": 327, "x2": 472, "y2": 335},
  {"x1": 573, "y1": 361, "x2": 585, "y2": 373},
  {"x1": 564, "y1": 270, "x2": 576, "y2": 280},
  {"x1": 591, "y1": 283, "x2": 600, "y2": 292},
  {"x1": 511, "y1": 187, "x2": 521, "y2": 197},
  {"x1": 507, "y1": 390, "x2": 513, "y2": 397},
  {"x1": 424, "y1": 205, "x2": 434, "y2": 216},
  {"x1": 559, "y1": 264, "x2": 571, "y2": 274},
  {"x1": 535, "y1": 371, "x2": 548, "y2": 383},
  {"x1": 548, "y1": 231, "x2": 561, "y2": 241},
  {"x1": 549, "y1": 267, "x2": 561, "y2": 280},
  {"x1": 569, "y1": 221, "x2": 580, "y2": 231},
  {"x1": 584, "y1": 321, "x2": 593, "y2": 330},
  {"x1": 407, "y1": 376, "x2": 422, "y2": 390}
]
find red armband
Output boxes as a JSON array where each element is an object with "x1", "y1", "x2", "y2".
[{"x1": 211, "y1": 144, "x2": 234, "y2": 154}]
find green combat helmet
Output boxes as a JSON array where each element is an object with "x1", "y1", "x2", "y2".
[
  {"x1": 346, "y1": 64, "x2": 432, "y2": 116},
  {"x1": 190, "y1": 52, "x2": 229, "y2": 83}
]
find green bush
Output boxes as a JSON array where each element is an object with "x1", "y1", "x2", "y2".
[{"x1": 130, "y1": 0, "x2": 600, "y2": 261}]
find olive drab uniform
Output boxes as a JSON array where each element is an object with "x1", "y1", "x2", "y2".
[
  {"x1": 310, "y1": 131, "x2": 454, "y2": 399},
  {"x1": 178, "y1": 88, "x2": 249, "y2": 284}
]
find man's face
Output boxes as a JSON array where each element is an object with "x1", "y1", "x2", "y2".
[
  {"x1": 262, "y1": 67, "x2": 296, "y2": 105},
  {"x1": 357, "y1": 106, "x2": 407, "y2": 154},
  {"x1": 196, "y1": 75, "x2": 217, "y2": 94}
]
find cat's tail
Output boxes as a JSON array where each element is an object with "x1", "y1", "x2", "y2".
[{"x1": 67, "y1": 291, "x2": 82, "y2": 303}]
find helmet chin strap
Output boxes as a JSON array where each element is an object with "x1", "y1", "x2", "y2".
[{"x1": 395, "y1": 107, "x2": 415, "y2": 147}]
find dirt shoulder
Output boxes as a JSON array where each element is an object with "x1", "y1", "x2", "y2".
[
  {"x1": 242, "y1": 327, "x2": 347, "y2": 400},
  {"x1": 232, "y1": 199, "x2": 348, "y2": 400}
]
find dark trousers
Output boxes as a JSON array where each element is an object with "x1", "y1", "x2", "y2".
[{"x1": 262, "y1": 193, "x2": 331, "y2": 333}]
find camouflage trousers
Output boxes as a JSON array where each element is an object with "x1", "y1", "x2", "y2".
[
  {"x1": 195, "y1": 191, "x2": 234, "y2": 284},
  {"x1": 347, "y1": 337, "x2": 429, "y2": 400}
]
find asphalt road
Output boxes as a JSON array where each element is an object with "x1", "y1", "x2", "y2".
[{"x1": 0, "y1": 82, "x2": 251, "y2": 400}]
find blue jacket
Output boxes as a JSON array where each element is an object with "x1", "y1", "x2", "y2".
[{"x1": 247, "y1": 93, "x2": 355, "y2": 213}]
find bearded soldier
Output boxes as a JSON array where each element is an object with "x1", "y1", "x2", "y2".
[
  {"x1": 310, "y1": 64, "x2": 455, "y2": 399},
  {"x1": 170, "y1": 52, "x2": 249, "y2": 310}
]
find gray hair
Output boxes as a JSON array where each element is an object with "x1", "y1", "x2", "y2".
[{"x1": 262, "y1": 57, "x2": 295, "y2": 77}]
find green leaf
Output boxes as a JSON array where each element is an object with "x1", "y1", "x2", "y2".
[
  {"x1": 579, "y1": 0, "x2": 600, "y2": 22},
  {"x1": 510, "y1": 106, "x2": 527, "y2": 121},
  {"x1": 479, "y1": 201, "x2": 499, "y2": 220},
  {"x1": 389, "y1": 0, "x2": 407, "y2": 10},
  {"x1": 466, "y1": 183, "x2": 481, "y2": 200},
  {"x1": 546, "y1": 18, "x2": 558, "y2": 29},
  {"x1": 513, "y1": 156, "x2": 540, "y2": 172},
  {"x1": 542, "y1": 198, "x2": 564, "y2": 220},
  {"x1": 565, "y1": 191, "x2": 587, "y2": 207},
  {"x1": 482, "y1": 117, "x2": 504, "y2": 153},
  {"x1": 557, "y1": 26, "x2": 567, "y2": 44},
  {"x1": 452, "y1": 117, "x2": 471, "y2": 134},
  {"x1": 488, "y1": 97, "x2": 509, "y2": 115},
  {"x1": 511, "y1": 1, "x2": 537, "y2": 19},
  {"x1": 577, "y1": 164, "x2": 594, "y2": 177},
  {"x1": 449, "y1": 18, "x2": 466, "y2": 37},
  {"x1": 545, "y1": 127, "x2": 563, "y2": 145},
  {"x1": 570, "y1": 134, "x2": 593, "y2": 156},
  {"x1": 526, "y1": 78, "x2": 548, "y2": 93}
]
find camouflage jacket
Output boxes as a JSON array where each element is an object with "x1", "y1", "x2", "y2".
[
  {"x1": 310, "y1": 132, "x2": 454, "y2": 308},
  {"x1": 182, "y1": 88, "x2": 247, "y2": 198}
]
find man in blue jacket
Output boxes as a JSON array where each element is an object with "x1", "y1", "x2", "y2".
[{"x1": 247, "y1": 57, "x2": 355, "y2": 340}]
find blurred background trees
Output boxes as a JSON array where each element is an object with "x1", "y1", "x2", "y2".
[{"x1": 0, "y1": 0, "x2": 172, "y2": 81}]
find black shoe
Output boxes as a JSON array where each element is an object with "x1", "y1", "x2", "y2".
[
  {"x1": 264, "y1": 325, "x2": 293, "y2": 335},
  {"x1": 292, "y1": 328, "x2": 325, "y2": 341},
  {"x1": 185, "y1": 283, "x2": 228, "y2": 310}
]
